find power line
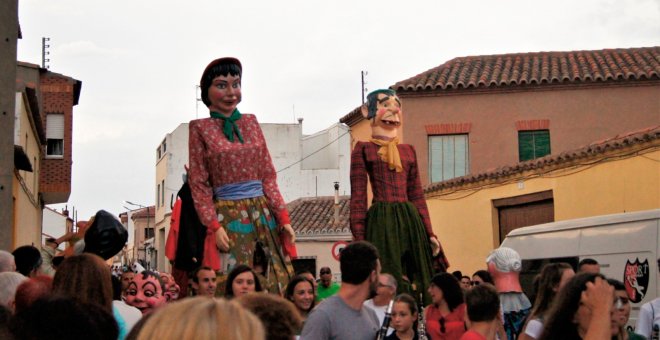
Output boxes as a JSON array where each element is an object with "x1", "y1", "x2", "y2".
[
  {"x1": 277, "y1": 130, "x2": 350, "y2": 173},
  {"x1": 160, "y1": 130, "x2": 350, "y2": 181}
]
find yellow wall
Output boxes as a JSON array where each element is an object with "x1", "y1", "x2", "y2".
[
  {"x1": 349, "y1": 119, "x2": 372, "y2": 147},
  {"x1": 13, "y1": 92, "x2": 43, "y2": 248},
  {"x1": 427, "y1": 147, "x2": 660, "y2": 276},
  {"x1": 155, "y1": 157, "x2": 168, "y2": 222},
  {"x1": 155, "y1": 216, "x2": 171, "y2": 272},
  {"x1": 13, "y1": 179, "x2": 42, "y2": 247}
]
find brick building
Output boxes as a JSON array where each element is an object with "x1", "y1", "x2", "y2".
[
  {"x1": 37, "y1": 66, "x2": 82, "y2": 205},
  {"x1": 9, "y1": 62, "x2": 81, "y2": 248}
]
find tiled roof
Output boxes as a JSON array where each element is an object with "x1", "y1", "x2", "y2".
[
  {"x1": 339, "y1": 106, "x2": 363, "y2": 126},
  {"x1": 426, "y1": 125, "x2": 660, "y2": 193},
  {"x1": 288, "y1": 196, "x2": 351, "y2": 238},
  {"x1": 394, "y1": 47, "x2": 660, "y2": 92},
  {"x1": 131, "y1": 206, "x2": 155, "y2": 219}
]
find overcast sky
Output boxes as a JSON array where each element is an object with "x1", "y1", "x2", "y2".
[{"x1": 16, "y1": 0, "x2": 660, "y2": 221}]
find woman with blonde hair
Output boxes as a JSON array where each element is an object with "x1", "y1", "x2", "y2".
[{"x1": 136, "y1": 297, "x2": 264, "y2": 340}]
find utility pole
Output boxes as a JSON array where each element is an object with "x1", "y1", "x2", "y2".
[
  {"x1": 195, "y1": 85, "x2": 201, "y2": 119},
  {"x1": 42, "y1": 37, "x2": 50, "y2": 69},
  {"x1": 361, "y1": 70, "x2": 368, "y2": 105}
]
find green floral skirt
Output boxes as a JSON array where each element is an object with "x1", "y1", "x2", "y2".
[
  {"x1": 213, "y1": 196, "x2": 293, "y2": 295},
  {"x1": 366, "y1": 201, "x2": 435, "y2": 305}
]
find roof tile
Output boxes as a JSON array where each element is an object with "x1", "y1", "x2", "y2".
[
  {"x1": 394, "y1": 47, "x2": 660, "y2": 92},
  {"x1": 288, "y1": 196, "x2": 351, "y2": 237}
]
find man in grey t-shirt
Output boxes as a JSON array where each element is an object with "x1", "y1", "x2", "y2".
[{"x1": 301, "y1": 241, "x2": 381, "y2": 339}]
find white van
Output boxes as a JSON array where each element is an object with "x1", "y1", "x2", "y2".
[{"x1": 501, "y1": 209, "x2": 660, "y2": 330}]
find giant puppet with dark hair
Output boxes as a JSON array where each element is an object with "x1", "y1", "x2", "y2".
[
  {"x1": 188, "y1": 57, "x2": 296, "y2": 295},
  {"x1": 350, "y1": 89, "x2": 449, "y2": 304}
]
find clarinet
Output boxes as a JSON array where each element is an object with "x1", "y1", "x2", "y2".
[
  {"x1": 417, "y1": 292, "x2": 428, "y2": 340},
  {"x1": 376, "y1": 300, "x2": 394, "y2": 340}
]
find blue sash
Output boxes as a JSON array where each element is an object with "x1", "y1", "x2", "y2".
[{"x1": 213, "y1": 180, "x2": 263, "y2": 200}]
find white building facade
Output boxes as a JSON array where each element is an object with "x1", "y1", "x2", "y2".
[{"x1": 41, "y1": 207, "x2": 72, "y2": 249}]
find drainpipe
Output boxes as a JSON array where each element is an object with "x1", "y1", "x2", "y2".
[{"x1": 333, "y1": 182, "x2": 340, "y2": 224}]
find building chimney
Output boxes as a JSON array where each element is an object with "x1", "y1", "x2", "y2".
[{"x1": 333, "y1": 182, "x2": 340, "y2": 224}]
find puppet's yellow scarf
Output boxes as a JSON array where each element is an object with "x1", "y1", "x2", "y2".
[{"x1": 370, "y1": 137, "x2": 402, "y2": 172}]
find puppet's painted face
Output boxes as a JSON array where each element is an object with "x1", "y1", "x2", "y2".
[
  {"x1": 207, "y1": 74, "x2": 242, "y2": 116},
  {"x1": 160, "y1": 273, "x2": 180, "y2": 301},
  {"x1": 371, "y1": 93, "x2": 402, "y2": 138},
  {"x1": 124, "y1": 273, "x2": 166, "y2": 314},
  {"x1": 164, "y1": 281, "x2": 180, "y2": 301}
]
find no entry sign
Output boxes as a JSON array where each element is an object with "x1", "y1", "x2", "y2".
[{"x1": 332, "y1": 241, "x2": 349, "y2": 261}]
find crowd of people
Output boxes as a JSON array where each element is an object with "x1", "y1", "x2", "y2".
[{"x1": 1, "y1": 238, "x2": 659, "y2": 340}]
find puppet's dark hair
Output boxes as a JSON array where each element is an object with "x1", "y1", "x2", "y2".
[{"x1": 366, "y1": 89, "x2": 397, "y2": 119}]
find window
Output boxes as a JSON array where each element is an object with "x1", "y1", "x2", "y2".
[
  {"x1": 161, "y1": 180, "x2": 165, "y2": 207},
  {"x1": 145, "y1": 227, "x2": 154, "y2": 239},
  {"x1": 157, "y1": 184, "x2": 161, "y2": 207},
  {"x1": 518, "y1": 130, "x2": 550, "y2": 161},
  {"x1": 46, "y1": 114, "x2": 64, "y2": 157},
  {"x1": 428, "y1": 134, "x2": 469, "y2": 182}
]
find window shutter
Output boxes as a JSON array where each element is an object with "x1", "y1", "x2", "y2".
[
  {"x1": 429, "y1": 134, "x2": 469, "y2": 182},
  {"x1": 534, "y1": 131, "x2": 551, "y2": 157},
  {"x1": 46, "y1": 114, "x2": 64, "y2": 139},
  {"x1": 518, "y1": 132, "x2": 535, "y2": 161},
  {"x1": 519, "y1": 130, "x2": 551, "y2": 161}
]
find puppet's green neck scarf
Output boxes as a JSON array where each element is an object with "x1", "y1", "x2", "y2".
[{"x1": 210, "y1": 109, "x2": 244, "y2": 143}]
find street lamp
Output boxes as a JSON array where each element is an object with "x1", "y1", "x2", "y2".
[
  {"x1": 124, "y1": 201, "x2": 152, "y2": 269},
  {"x1": 125, "y1": 201, "x2": 145, "y2": 208}
]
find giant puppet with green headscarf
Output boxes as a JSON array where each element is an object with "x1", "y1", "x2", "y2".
[{"x1": 350, "y1": 89, "x2": 449, "y2": 303}]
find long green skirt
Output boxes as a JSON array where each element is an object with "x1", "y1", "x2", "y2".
[
  {"x1": 366, "y1": 201, "x2": 435, "y2": 305},
  {"x1": 213, "y1": 196, "x2": 294, "y2": 295}
]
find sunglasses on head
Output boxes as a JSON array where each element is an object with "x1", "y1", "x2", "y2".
[{"x1": 614, "y1": 296, "x2": 629, "y2": 309}]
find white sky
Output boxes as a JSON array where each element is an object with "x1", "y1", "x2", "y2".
[{"x1": 16, "y1": 0, "x2": 660, "y2": 221}]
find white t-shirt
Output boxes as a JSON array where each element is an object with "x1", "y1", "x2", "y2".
[
  {"x1": 113, "y1": 300, "x2": 142, "y2": 334},
  {"x1": 523, "y1": 318, "x2": 544, "y2": 339},
  {"x1": 363, "y1": 299, "x2": 394, "y2": 335},
  {"x1": 636, "y1": 298, "x2": 660, "y2": 338}
]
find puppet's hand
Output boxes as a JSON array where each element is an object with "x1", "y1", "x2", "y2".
[
  {"x1": 215, "y1": 227, "x2": 230, "y2": 252},
  {"x1": 430, "y1": 236, "x2": 440, "y2": 257},
  {"x1": 282, "y1": 224, "x2": 296, "y2": 243}
]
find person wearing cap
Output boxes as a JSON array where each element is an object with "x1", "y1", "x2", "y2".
[
  {"x1": 350, "y1": 89, "x2": 449, "y2": 305},
  {"x1": 316, "y1": 266, "x2": 340, "y2": 302},
  {"x1": 188, "y1": 57, "x2": 296, "y2": 295}
]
